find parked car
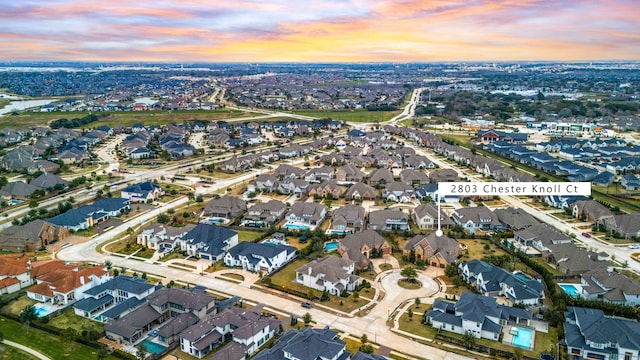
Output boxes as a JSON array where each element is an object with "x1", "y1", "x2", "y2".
[
  {"x1": 581, "y1": 232, "x2": 591, "y2": 238},
  {"x1": 301, "y1": 302, "x2": 312, "y2": 309},
  {"x1": 628, "y1": 244, "x2": 640, "y2": 250}
]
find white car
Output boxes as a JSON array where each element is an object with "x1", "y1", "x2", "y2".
[{"x1": 628, "y1": 244, "x2": 640, "y2": 250}]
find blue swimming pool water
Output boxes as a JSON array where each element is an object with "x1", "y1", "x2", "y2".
[
  {"x1": 328, "y1": 230, "x2": 347, "y2": 235},
  {"x1": 560, "y1": 284, "x2": 579, "y2": 297},
  {"x1": 138, "y1": 339, "x2": 167, "y2": 355},
  {"x1": 33, "y1": 305, "x2": 52, "y2": 317},
  {"x1": 284, "y1": 223, "x2": 310, "y2": 230},
  {"x1": 324, "y1": 242, "x2": 339, "y2": 251},
  {"x1": 204, "y1": 218, "x2": 225, "y2": 223},
  {"x1": 512, "y1": 327, "x2": 534, "y2": 349},
  {"x1": 10, "y1": 199, "x2": 22, "y2": 206},
  {"x1": 514, "y1": 272, "x2": 530, "y2": 281}
]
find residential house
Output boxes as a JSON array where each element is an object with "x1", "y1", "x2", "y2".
[
  {"x1": 335, "y1": 164, "x2": 364, "y2": 184},
  {"x1": 412, "y1": 203, "x2": 454, "y2": 230},
  {"x1": 202, "y1": 196, "x2": 247, "y2": 223},
  {"x1": 180, "y1": 224, "x2": 239, "y2": 261},
  {"x1": 105, "y1": 287, "x2": 216, "y2": 345},
  {"x1": 0, "y1": 220, "x2": 69, "y2": 252},
  {"x1": 137, "y1": 223, "x2": 195, "y2": 251},
  {"x1": 545, "y1": 195, "x2": 589, "y2": 210},
  {"x1": 242, "y1": 200, "x2": 287, "y2": 227},
  {"x1": 27, "y1": 261, "x2": 110, "y2": 305},
  {"x1": 427, "y1": 292, "x2": 532, "y2": 342},
  {"x1": 451, "y1": 206, "x2": 503, "y2": 234},
  {"x1": 429, "y1": 169, "x2": 458, "y2": 183},
  {"x1": 277, "y1": 179, "x2": 310, "y2": 197},
  {"x1": 295, "y1": 256, "x2": 359, "y2": 296},
  {"x1": 330, "y1": 205, "x2": 366, "y2": 234},
  {"x1": 514, "y1": 223, "x2": 572, "y2": 252},
  {"x1": 415, "y1": 183, "x2": 439, "y2": 202},
  {"x1": 580, "y1": 267, "x2": 640, "y2": 306},
  {"x1": 338, "y1": 230, "x2": 391, "y2": 270},
  {"x1": 494, "y1": 207, "x2": 540, "y2": 230},
  {"x1": 602, "y1": 213, "x2": 640, "y2": 238},
  {"x1": 399, "y1": 169, "x2": 429, "y2": 187},
  {"x1": 368, "y1": 209, "x2": 409, "y2": 231},
  {"x1": 285, "y1": 202, "x2": 327, "y2": 228},
  {"x1": 305, "y1": 166, "x2": 335, "y2": 183},
  {"x1": 368, "y1": 168, "x2": 394, "y2": 184},
  {"x1": 47, "y1": 198, "x2": 130, "y2": 231},
  {"x1": 121, "y1": 181, "x2": 164, "y2": 203},
  {"x1": 545, "y1": 242, "x2": 604, "y2": 275},
  {"x1": 29, "y1": 173, "x2": 69, "y2": 191},
  {"x1": 0, "y1": 257, "x2": 32, "y2": 295},
  {"x1": 404, "y1": 233, "x2": 460, "y2": 268},
  {"x1": 224, "y1": 242, "x2": 296, "y2": 274},
  {"x1": 249, "y1": 174, "x2": 279, "y2": 193},
  {"x1": 459, "y1": 260, "x2": 544, "y2": 305},
  {"x1": 565, "y1": 307, "x2": 640, "y2": 360},
  {"x1": 621, "y1": 174, "x2": 640, "y2": 191},
  {"x1": 273, "y1": 164, "x2": 306, "y2": 180},
  {"x1": 308, "y1": 180, "x2": 344, "y2": 199},
  {"x1": 0, "y1": 181, "x2": 40, "y2": 200},
  {"x1": 382, "y1": 182, "x2": 415, "y2": 203},
  {"x1": 74, "y1": 275, "x2": 156, "y2": 320},
  {"x1": 253, "y1": 327, "x2": 349, "y2": 360},
  {"x1": 571, "y1": 200, "x2": 614, "y2": 224},
  {"x1": 404, "y1": 155, "x2": 436, "y2": 169},
  {"x1": 345, "y1": 182, "x2": 377, "y2": 201}
]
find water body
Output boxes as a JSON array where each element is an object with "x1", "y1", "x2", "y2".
[
  {"x1": 0, "y1": 99, "x2": 56, "y2": 116},
  {"x1": 134, "y1": 97, "x2": 158, "y2": 106}
]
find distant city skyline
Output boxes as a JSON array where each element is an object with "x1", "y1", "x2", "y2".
[{"x1": 2, "y1": 0, "x2": 639, "y2": 62}]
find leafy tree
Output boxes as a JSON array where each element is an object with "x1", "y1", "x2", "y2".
[
  {"x1": 302, "y1": 312, "x2": 312, "y2": 325},
  {"x1": 408, "y1": 308, "x2": 413, "y2": 320},
  {"x1": 28, "y1": 199, "x2": 39, "y2": 208},
  {"x1": 353, "y1": 291, "x2": 360, "y2": 302},
  {"x1": 307, "y1": 289, "x2": 315, "y2": 300},
  {"x1": 360, "y1": 334, "x2": 368, "y2": 344},
  {"x1": 462, "y1": 331, "x2": 476, "y2": 349},
  {"x1": 444, "y1": 263, "x2": 458, "y2": 278},
  {"x1": 483, "y1": 243, "x2": 491, "y2": 251},
  {"x1": 401, "y1": 266, "x2": 418, "y2": 283},
  {"x1": 360, "y1": 344, "x2": 374, "y2": 354},
  {"x1": 19, "y1": 305, "x2": 38, "y2": 325},
  {"x1": 157, "y1": 214, "x2": 170, "y2": 224},
  {"x1": 136, "y1": 343, "x2": 147, "y2": 360},
  {"x1": 415, "y1": 298, "x2": 421, "y2": 308},
  {"x1": 96, "y1": 345, "x2": 108, "y2": 360}
]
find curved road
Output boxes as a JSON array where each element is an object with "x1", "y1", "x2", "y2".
[{"x1": 1, "y1": 340, "x2": 52, "y2": 360}]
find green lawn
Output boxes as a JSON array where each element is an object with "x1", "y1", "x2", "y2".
[
  {"x1": 48, "y1": 309, "x2": 104, "y2": 335},
  {"x1": 286, "y1": 109, "x2": 400, "y2": 123},
  {"x1": 0, "y1": 317, "x2": 119, "y2": 360},
  {"x1": 236, "y1": 230, "x2": 265, "y2": 242},
  {"x1": 0, "y1": 109, "x2": 250, "y2": 129},
  {"x1": 0, "y1": 344, "x2": 39, "y2": 360}
]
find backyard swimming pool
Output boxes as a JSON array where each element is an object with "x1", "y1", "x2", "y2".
[
  {"x1": 560, "y1": 284, "x2": 580, "y2": 298},
  {"x1": 324, "y1": 242, "x2": 339, "y2": 251},
  {"x1": 283, "y1": 223, "x2": 310, "y2": 230},
  {"x1": 511, "y1": 327, "x2": 534, "y2": 349},
  {"x1": 138, "y1": 339, "x2": 167, "y2": 355},
  {"x1": 33, "y1": 304, "x2": 53, "y2": 317}
]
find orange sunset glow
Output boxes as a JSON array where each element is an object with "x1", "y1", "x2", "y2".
[{"x1": 1, "y1": 0, "x2": 639, "y2": 62}]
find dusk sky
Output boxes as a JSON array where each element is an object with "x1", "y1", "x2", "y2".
[{"x1": 2, "y1": 0, "x2": 639, "y2": 62}]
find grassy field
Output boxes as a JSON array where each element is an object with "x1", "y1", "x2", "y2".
[
  {"x1": 0, "y1": 344, "x2": 39, "y2": 360},
  {"x1": 48, "y1": 309, "x2": 104, "y2": 335},
  {"x1": 0, "y1": 317, "x2": 119, "y2": 360},
  {"x1": 236, "y1": 230, "x2": 265, "y2": 242},
  {"x1": 287, "y1": 109, "x2": 400, "y2": 123},
  {"x1": 0, "y1": 109, "x2": 251, "y2": 129}
]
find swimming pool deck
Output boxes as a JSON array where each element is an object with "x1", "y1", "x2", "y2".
[{"x1": 502, "y1": 325, "x2": 535, "y2": 351}]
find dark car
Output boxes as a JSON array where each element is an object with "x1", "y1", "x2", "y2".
[
  {"x1": 301, "y1": 302, "x2": 312, "y2": 309},
  {"x1": 581, "y1": 232, "x2": 591, "y2": 238}
]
